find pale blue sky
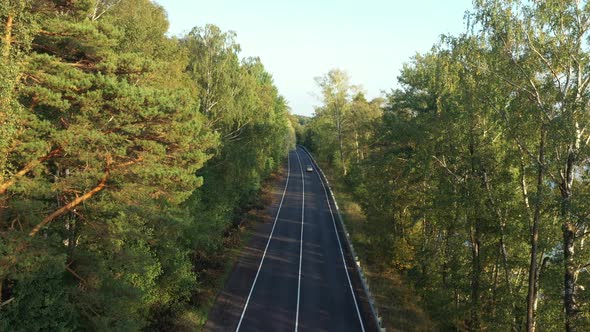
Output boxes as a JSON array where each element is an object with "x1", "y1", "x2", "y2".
[{"x1": 154, "y1": 0, "x2": 474, "y2": 116}]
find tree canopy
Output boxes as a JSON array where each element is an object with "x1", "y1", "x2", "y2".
[
  {"x1": 0, "y1": 1, "x2": 294, "y2": 330},
  {"x1": 302, "y1": 1, "x2": 590, "y2": 330}
]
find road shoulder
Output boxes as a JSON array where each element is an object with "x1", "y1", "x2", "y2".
[
  {"x1": 317, "y1": 162, "x2": 435, "y2": 332},
  {"x1": 202, "y1": 159, "x2": 288, "y2": 332}
]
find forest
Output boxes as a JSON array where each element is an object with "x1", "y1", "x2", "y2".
[
  {"x1": 0, "y1": 0, "x2": 294, "y2": 330},
  {"x1": 3, "y1": 0, "x2": 590, "y2": 331},
  {"x1": 301, "y1": 1, "x2": 590, "y2": 331}
]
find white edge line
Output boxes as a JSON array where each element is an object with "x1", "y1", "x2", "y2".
[
  {"x1": 236, "y1": 152, "x2": 292, "y2": 331},
  {"x1": 300, "y1": 147, "x2": 366, "y2": 332},
  {"x1": 294, "y1": 150, "x2": 305, "y2": 332}
]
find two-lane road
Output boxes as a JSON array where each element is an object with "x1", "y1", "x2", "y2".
[{"x1": 204, "y1": 147, "x2": 376, "y2": 332}]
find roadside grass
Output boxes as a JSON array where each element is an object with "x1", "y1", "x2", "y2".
[
  {"x1": 322, "y1": 166, "x2": 435, "y2": 332},
  {"x1": 173, "y1": 170, "x2": 283, "y2": 331}
]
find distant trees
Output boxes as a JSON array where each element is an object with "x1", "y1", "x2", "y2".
[
  {"x1": 0, "y1": 1, "x2": 293, "y2": 330},
  {"x1": 182, "y1": 24, "x2": 294, "y2": 254},
  {"x1": 304, "y1": 1, "x2": 590, "y2": 331},
  {"x1": 306, "y1": 69, "x2": 382, "y2": 176}
]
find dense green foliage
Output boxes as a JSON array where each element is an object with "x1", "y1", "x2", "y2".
[
  {"x1": 0, "y1": 1, "x2": 293, "y2": 330},
  {"x1": 304, "y1": 1, "x2": 590, "y2": 331}
]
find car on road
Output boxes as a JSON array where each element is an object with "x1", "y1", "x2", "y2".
[{"x1": 306, "y1": 165, "x2": 313, "y2": 172}]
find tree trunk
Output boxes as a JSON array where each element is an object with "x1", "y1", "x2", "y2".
[
  {"x1": 500, "y1": 229, "x2": 519, "y2": 331},
  {"x1": 482, "y1": 170, "x2": 517, "y2": 329},
  {"x1": 560, "y1": 147, "x2": 578, "y2": 332},
  {"x1": 354, "y1": 130, "x2": 360, "y2": 164},
  {"x1": 492, "y1": 256, "x2": 499, "y2": 320},
  {"x1": 2, "y1": 14, "x2": 13, "y2": 59},
  {"x1": 333, "y1": 104, "x2": 347, "y2": 176},
  {"x1": 66, "y1": 215, "x2": 77, "y2": 260},
  {"x1": 466, "y1": 128, "x2": 481, "y2": 332},
  {"x1": 0, "y1": 14, "x2": 15, "y2": 169},
  {"x1": 337, "y1": 123, "x2": 346, "y2": 176},
  {"x1": 564, "y1": 221, "x2": 578, "y2": 332},
  {"x1": 469, "y1": 223, "x2": 481, "y2": 332},
  {"x1": 526, "y1": 127, "x2": 545, "y2": 332}
]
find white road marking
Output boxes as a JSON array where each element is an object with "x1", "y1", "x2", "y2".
[
  {"x1": 236, "y1": 152, "x2": 292, "y2": 331},
  {"x1": 294, "y1": 150, "x2": 305, "y2": 332},
  {"x1": 300, "y1": 147, "x2": 366, "y2": 332}
]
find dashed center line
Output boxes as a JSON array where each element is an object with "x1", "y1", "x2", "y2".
[{"x1": 294, "y1": 150, "x2": 305, "y2": 332}]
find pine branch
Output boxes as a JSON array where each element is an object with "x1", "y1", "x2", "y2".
[
  {"x1": 28, "y1": 155, "x2": 142, "y2": 237},
  {"x1": 37, "y1": 29, "x2": 75, "y2": 37},
  {"x1": 0, "y1": 148, "x2": 62, "y2": 195},
  {"x1": 28, "y1": 169, "x2": 109, "y2": 237},
  {"x1": 30, "y1": 153, "x2": 111, "y2": 236}
]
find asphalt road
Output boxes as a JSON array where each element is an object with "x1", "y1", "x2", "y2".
[{"x1": 204, "y1": 147, "x2": 377, "y2": 332}]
